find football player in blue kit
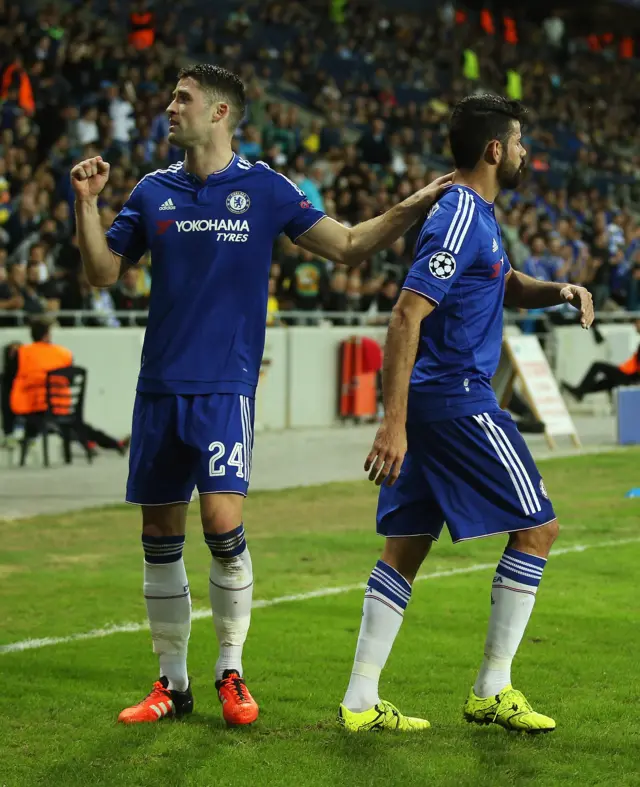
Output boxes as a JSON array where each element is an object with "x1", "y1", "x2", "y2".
[
  {"x1": 70, "y1": 64, "x2": 451, "y2": 726},
  {"x1": 338, "y1": 94, "x2": 594, "y2": 734}
]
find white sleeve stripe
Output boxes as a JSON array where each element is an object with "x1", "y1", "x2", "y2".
[
  {"x1": 442, "y1": 190, "x2": 475, "y2": 254},
  {"x1": 452, "y1": 196, "x2": 475, "y2": 254},
  {"x1": 443, "y1": 188, "x2": 464, "y2": 249},
  {"x1": 447, "y1": 191, "x2": 471, "y2": 253}
]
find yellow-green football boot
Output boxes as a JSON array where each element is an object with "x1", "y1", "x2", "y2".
[
  {"x1": 463, "y1": 685, "x2": 556, "y2": 734},
  {"x1": 338, "y1": 700, "x2": 430, "y2": 732}
]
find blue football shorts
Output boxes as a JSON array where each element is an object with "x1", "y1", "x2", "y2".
[
  {"x1": 126, "y1": 392, "x2": 255, "y2": 505},
  {"x1": 377, "y1": 408, "x2": 556, "y2": 543}
]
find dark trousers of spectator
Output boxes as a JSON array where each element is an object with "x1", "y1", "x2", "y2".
[
  {"x1": 1, "y1": 343, "x2": 19, "y2": 436},
  {"x1": 565, "y1": 363, "x2": 639, "y2": 400},
  {"x1": 1, "y1": 376, "x2": 15, "y2": 437},
  {"x1": 76, "y1": 422, "x2": 123, "y2": 452},
  {"x1": 24, "y1": 415, "x2": 123, "y2": 452}
]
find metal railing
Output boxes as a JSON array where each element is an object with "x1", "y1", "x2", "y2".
[{"x1": 1, "y1": 309, "x2": 640, "y2": 328}]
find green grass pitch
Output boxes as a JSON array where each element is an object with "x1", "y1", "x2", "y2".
[{"x1": 2, "y1": 449, "x2": 640, "y2": 786}]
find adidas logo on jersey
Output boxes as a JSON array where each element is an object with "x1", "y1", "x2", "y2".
[
  {"x1": 492, "y1": 238, "x2": 498, "y2": 252},
  {"x1": 159, "y1": 198, "x2": 176, "y2": 211}
]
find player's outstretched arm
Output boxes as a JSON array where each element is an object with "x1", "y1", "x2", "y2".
[
  {"x1": 365, "y1": 290, "x2": 435, "y2": 487},
  {"x1": 297, "y1": 173, "x2": 453, "y2": 267},
  {"x1": 504, "y1": 269, "x2": 595, "y2": 328},
  {"x1": 72, "y1": 156, "x2": 126, "y2": 287}
]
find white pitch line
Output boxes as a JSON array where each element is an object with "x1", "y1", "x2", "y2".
[{"x1": 2, "y1": 536, "x2": 640, "y2": 655}]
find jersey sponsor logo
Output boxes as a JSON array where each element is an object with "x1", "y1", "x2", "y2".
[
  {"x1": 492, "y1": 237, "x2": 499, "y2": 252},
  {"x1": 156, "y1": 219, "x2": 175, "y2": 235},
  {"x1": 159, "y1": 198, "x2": 176, "y2": 211},
  {"x1": 155, "y1": 218, "x2": 251, "y2": 242},
  {"x1": 428, "y1": 250, "x2": 456, "y2": 280},
  {"x1": 226, "y1": 191, "x2": 251, "y2": 214},
  {"x1": 176, "y1": 219, "x2": 250, "y2": 232}
]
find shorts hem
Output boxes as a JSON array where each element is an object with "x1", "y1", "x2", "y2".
[
  {"x1": 376, "y1": 531, "x2": 440, "y2": 542},
  {"x1": 125, "y1": 498, "x2": 192, "y2": 506},
  {"x1": 197, "y1": 490, "x2": 247, "y2": 498},
  {"x1": 450, "y1": 516, "x2": 557, "y2": 544}
]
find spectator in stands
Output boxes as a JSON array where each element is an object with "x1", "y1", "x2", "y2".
[
  {"x1": 238, "y1": 124, "x2": 262, "y2": 162},
  {"x1": 0, "y1": 262, "x2": 43, "y2": 324},
  {"x1": 375, "y1": 275, "x2": 400, "y2": 313},
  {"x1": 281, "y1": 249, "x2": 329, "y2": 314},
  {"x1": 522, "y1": 236, "x2": 550, "y2": 281},
  {"x1": 266, "y1": 274, "x2": 280, "y2": 327},
  {"x1": 0, "y1": 0, "x2": 639, "y2": 334},
  {"x1": 358, "y1": 118, "x2": 391, "y2": 167},
  {"x1": 25, "y1": 257, "x2": 59, "y2": 312},
  {"x1": 111, "y1": 267, "x2": 148, "y2": 325}
]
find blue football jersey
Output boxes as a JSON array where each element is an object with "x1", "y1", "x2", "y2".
[
  {"x1": 106, "y1": 156, "x2": 325, "y2": 396},
  {"x1": 402, "y1": 185, "x2": 511, "y2": 422}
]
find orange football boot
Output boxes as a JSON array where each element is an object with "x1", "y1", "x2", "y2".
[
  {"x1": 216, "y1": 669, "x2": 259, "y2": 725},
  {"x1": 117, "y1": 676, "x2": 193, "y2": 723}
]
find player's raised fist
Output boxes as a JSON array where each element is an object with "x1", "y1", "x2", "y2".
[{"x1": 70, "y1": 156, "x2": 111, "y2": 201}]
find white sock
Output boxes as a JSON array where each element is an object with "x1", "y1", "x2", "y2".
[
  {"x1": 474, "y1": 547, "x2": 547, "y2": 698},
  {"x1": 205, "y1": 525, "x2": 253, "y2": 681},
  {"x1": 142, "y1": 535, "x2": 191, "y2": 693},
  {"x1": 343, "y1": 560, "x2": 412, "y2": 712}
]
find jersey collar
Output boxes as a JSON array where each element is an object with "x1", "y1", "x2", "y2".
[{"x1": 179, "y1": 154, "x2": 237, "y2": 186}]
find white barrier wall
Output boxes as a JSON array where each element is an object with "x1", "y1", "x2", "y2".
[
  {"x1": 2, "y1": 322, "x2": 637, "y2": 435},
  {"x1": 286, "y1": 325, "x2": 387, "y2": 428}
]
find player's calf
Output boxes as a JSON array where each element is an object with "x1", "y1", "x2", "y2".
[
  {"x1": 473, "y1": 522, "x2": 559, "y2": 711},
  {"x1": 202, "y1": 500, "x2": 258, "y2": 726},
  {"x1": 119, "y1": 520, "x2": 193, "y2": 724},
  {"x1": 339, "y1": 554, "x2": 430, "y2": 731},
  {"x1": 138, "y1": 507, "x2": 191, "y2": 703},
  {"x1": 380, "y1": 535, "x2": 433, "y2": 583}
]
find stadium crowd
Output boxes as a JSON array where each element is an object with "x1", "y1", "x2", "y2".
[{"x1": 0, "y1": 0, "x2": 639, "y2": 330}]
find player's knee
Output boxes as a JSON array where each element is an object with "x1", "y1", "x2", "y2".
[
  {"x1": 509, "y1": 518, "x2": 559, "y2": 558},
  {"x1": 200, "y1": 493, "x2": 244, "y2": 535},
  {"x1": 546, "y1": 518, "x2": 560, "y2": 545},
  {"x1": 381, "y1": 536, "x2": 432, "y2": 584},
  {"x1": 141, "y1": 504, "x2": 187, "y2": 538}
]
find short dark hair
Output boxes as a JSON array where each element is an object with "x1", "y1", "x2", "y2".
[
  {"x1": 449, "y1": 94, "x2": 528, "y2": 170},
  {"x1": 30, "y1": 317, "x2": 53, "y2": 342},
  {"x1": 177, "y1": 63, "x2": 246, "y2": 130}
]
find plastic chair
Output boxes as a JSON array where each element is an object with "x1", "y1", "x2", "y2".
[{"x1": 19, "y1": 365, "x2": 93, "y2": 467}]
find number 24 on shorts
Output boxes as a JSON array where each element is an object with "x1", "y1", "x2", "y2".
[{"x1": 209, "y1": 441, "x2": 245, "y2": 478}]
